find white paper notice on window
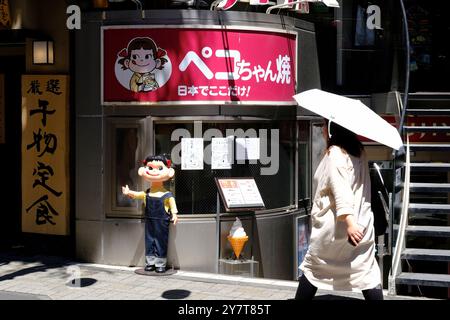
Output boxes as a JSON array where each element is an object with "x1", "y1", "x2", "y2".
[
  {"x1": 235, "y1": 138, "x2": 260, "y2": 161},
  {"x1": 181, "y1": 138, "x2": 204, "y2": 170},
  {"x1": 211, "y1": 137, "x2": 233, "y2": 170}
]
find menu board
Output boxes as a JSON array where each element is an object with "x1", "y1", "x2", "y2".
[{"x1": 215, "y1": 178, "x2": 265, "y2": 211}]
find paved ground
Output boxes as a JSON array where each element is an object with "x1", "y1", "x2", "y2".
[{"x1": 0, "y1": 252, "x2": 432, "y2": 300}]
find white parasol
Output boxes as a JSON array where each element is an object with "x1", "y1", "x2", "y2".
[{"x1": 293, "y1": 89, "x2": 403, "y2": 150}]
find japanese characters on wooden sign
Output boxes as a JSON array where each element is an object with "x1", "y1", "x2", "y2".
[
  {"x1": 21, "y1": 75, "x2": 70, "y2": 235},
  {"x1": 0, "y1": 74, "x2": 4, "y2": 144}
]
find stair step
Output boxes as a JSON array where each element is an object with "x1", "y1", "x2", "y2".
[
  {"x1": 409, "y1": 143, "x2": 450, "y2": 151},
  {"x1": 407, "y1": 93, "x2": 450, "y2": 107},
  {"x1": 394, "y1": 225, "x2": 450, "y2": 237},
  {"x1": 396, "y1": 272, "x2": 450, "y2": 287},
  {"x1": 409, "y1": 193, "x2": 448, "y2": 203},
  {"x1": 406, "y1": 225, "x2": 450, "y2": 237},
  {"x1": 410, "y1": 163, "x2": 450, "y2": 171},
  {"x1": 408, "y1": 203, "x2": 450, "y2": 214},
  {"x1": 406, "y1": 108, "x2": 450, "y2": 116},
  {"x1": 402, "y1": 248, "x2": 450, "y2": 262},
  {"x1": 409, "y1": 182, "x2": 450, "y2": 192},
  {"x1": 404, "y1": 126, "x2": 450, "y2": 132}
]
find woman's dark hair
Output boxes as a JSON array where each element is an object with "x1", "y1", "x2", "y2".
[
  {"x1": 143, "y1": 154, "x2": 172, "y2": 168},
  {"x1": 327, "y1": 120, "x2": 363, "y2": 157}
]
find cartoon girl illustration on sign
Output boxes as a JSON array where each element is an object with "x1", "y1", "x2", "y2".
[{"x1": 116, "y1": 37, "x2": 171, "y2": 93}]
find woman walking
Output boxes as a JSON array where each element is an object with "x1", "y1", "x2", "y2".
[{"x1": 295, "y1": 120, "x2": 383, "y2": 300}]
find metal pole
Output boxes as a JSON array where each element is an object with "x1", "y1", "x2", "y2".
[
  {"x1": 397, "y1": 0, "x2": 411, "y2": 137},
  {"x1": 377, "y1": 234, "x2": 384, "y2": 287},
  {"x1": 216, "y1": 192, "x2": 220, "y2": 274},
  {"x1": 388, "y1": 192, "x2": 393, "y2": 255}
]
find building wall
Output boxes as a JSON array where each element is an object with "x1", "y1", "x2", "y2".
[
  {"x1": 9, "y1": 0, "x2": 38, "y2": 29},
  {"x1": 8, "y1": 0, "x2": 71, "y2": 74}
]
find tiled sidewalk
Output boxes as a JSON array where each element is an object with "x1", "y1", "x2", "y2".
[{"x1": 0, "y1": 253, "x2": 430, "y2": 300}]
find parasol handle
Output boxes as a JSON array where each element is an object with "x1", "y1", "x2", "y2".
[{"x1": 328, "y1": 120, "x2": 332, "y2": 139}]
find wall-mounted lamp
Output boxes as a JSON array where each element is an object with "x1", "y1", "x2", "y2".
[
  {"x1": 32, "y1": 40, "x2": 54, "y2": 65},
  {"x1": 92, "y1": 0, "x2": 109, "y2": 8}
]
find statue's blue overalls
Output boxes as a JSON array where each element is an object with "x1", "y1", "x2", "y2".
[{"x1": 144, "y1": 190, "x2": 173, "y2": 269}]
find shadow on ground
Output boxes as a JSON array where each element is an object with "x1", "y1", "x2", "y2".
[
  {"x1": 0, "y1": 291, "x2": 51, "y2": 300},
  {"x1": 65, "y1": 278, "x2": 98, "y2": 288},
  {"x1": 0, "y1": 249, "x2": 76, "y2": 282},
  {"x1": 161, "y1": 289, "x2": 191, "y2": 299},
  {"x1": 314, "y1": 294, "x2": 361, "y2": 300}
]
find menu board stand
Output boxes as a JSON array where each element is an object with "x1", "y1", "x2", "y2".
[
  {"x1": 214, "y1": 177, "x2": 265, "y2": 212},
  {"x1": 214, "y1": 178, "x2": 264, "y2": 276}
]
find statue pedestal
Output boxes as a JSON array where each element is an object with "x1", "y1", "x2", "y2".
[
  {"x1": 134, "y1": 268, "x2": 177, "y2": 276},
  {"x1": 218, "y1": 258, "x2": 259, "y2": 277}
]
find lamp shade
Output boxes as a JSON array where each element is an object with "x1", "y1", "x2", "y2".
[
  {"x1": 32, "y1": 40, "x2": 54, "y2": 65},
  {"x1": 92, "y1": 0, "x2": 108, "y2": 8}
]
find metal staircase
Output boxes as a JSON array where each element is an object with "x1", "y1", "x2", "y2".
[{"x1": 389, "y1": 94, "x2": 450, "y2": 297}]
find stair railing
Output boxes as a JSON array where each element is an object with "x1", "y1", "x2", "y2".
[
  {"x1": 387, "y1": 1, "x2": 411, "y2": 295},
  {"x1": 388, "y1": 136, "x2": 411, "y2": 295}
]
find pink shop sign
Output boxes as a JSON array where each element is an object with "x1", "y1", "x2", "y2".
[{"x1": 102, "y1": 26, "x2": 297, "y2": 106}]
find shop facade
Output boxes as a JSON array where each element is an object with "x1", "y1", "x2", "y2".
[
  {"x1": 71, "y1": 1, "x2": 449, "y2": 284},
  {"x1": 2, "y1": 0, "x2": 448, "y2": 288},
  {"x1": 74, "y1": 9, "x2": 320, "y2": 280}
]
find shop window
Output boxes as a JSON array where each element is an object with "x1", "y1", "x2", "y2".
[
  {"x1": 105, "y1": 118, "x2": 144, "y2": 218},
  {"x1": 310, "y1": 119, "x2": 328, "y2": 197},
  {"x1": 297, "y1": 120, "x2": 311, "y2": 202},
  {"x1": 105, "y1": 118, "x2": 306, "y2": 217},
  {"x1": 154, "y1": 121, "x2": 296, "y2": 214},
  {"x1": 338, "y1": 0, "x2": 395, "y2": 94},
  {"x1": 406, "y1": 0, "x2": 450, "y2": 92},
  {"x1": 313, "y1": 0, "x2": 397, "y2": 95}
]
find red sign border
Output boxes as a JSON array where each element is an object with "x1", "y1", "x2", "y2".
[{"x1": 101, "y1": 25, "x2": 298, "y2": 106}]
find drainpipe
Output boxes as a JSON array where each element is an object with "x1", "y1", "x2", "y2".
[{"x1": 397, "y1": 0, "x2": 410, "y2": 139}]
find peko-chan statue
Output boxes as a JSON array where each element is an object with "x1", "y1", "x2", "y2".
[{"x1": 122, "y1": 154, "x2": 178, "y2": 273}]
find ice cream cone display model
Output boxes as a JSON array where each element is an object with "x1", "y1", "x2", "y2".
[
  {"x1": 228, "y1": 218, "x2": 248, "y2": 259},
  {"x1": 227, "y1": 235, "x2": 248, "y2": 259}
]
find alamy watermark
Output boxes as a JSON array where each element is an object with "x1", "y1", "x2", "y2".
[
  {"x1": 65, "y1": 4, "x2": 382, "y2": 31},
  {"x1": 66, "y1": 5, "x2": 81, "y2": 30},
  {"x1": 170, "y1": 121, "x2": 279, "y2": 176}
]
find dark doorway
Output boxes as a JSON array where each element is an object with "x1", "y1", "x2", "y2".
[
  {"x1": 0, "y1": 54, "x2": 25, "y2": 249},
  {"x1": 407, "y1": 0, "x2": 450, "y2": 92}
]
